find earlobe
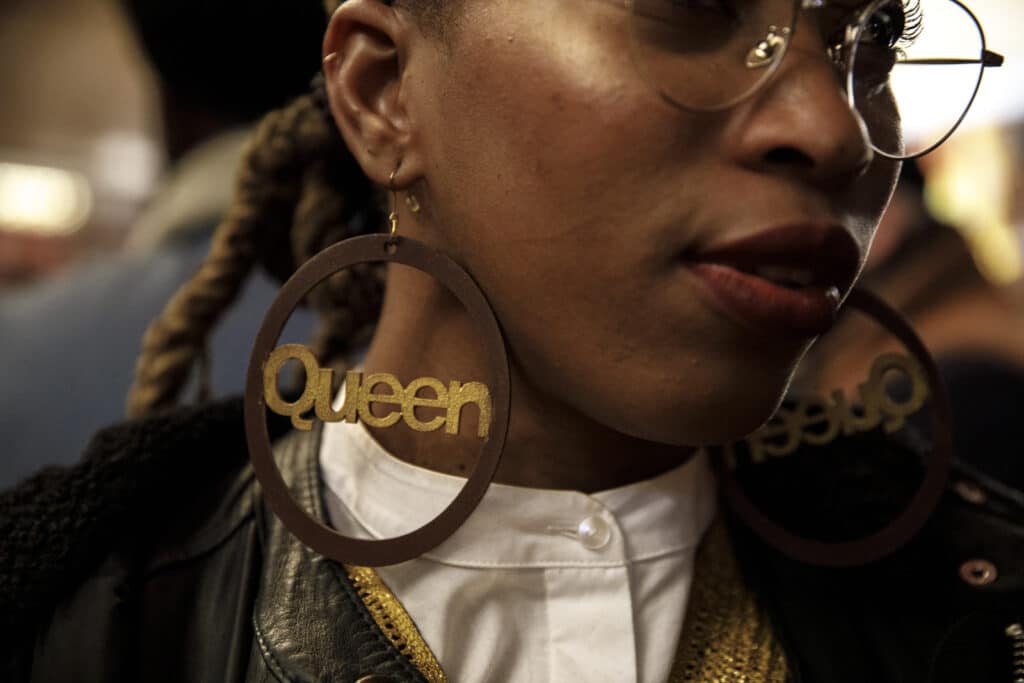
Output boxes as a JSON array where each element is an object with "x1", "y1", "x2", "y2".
[{"x1": 322, "y1": 0, "x2": 419, "y2": 186}]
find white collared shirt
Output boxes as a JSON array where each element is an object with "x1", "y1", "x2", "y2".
[{"x1": 320, "y1": 419, "x2": 718, "y2": 682}]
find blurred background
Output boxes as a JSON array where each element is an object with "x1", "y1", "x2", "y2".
[
  {"x1": 0, "y1": 0, "x2": 159, "y2": 284},
  {"x1": 0, "y1": 0, "x2": 323, "y2": 486},
  {"x1": 0, "y1": 0, "x2": 1022, "y2": 488}
]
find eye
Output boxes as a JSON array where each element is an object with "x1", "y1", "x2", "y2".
[
  {"x1": 859, "y1": 0, "x2": 923, "y2": 50},
  {"x1": 845, "y1": 0, "x2": 925, "y2": 89},
  {"x1": 860, "y1": 3, "x2": 907, "y2": 49}
]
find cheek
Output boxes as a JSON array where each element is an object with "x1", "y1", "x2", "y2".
[
  {"x1": 438, "y1": 46, "x2": 631, "y2": 205},
  {"x1": 843, "y1": 157, "x2": 902, "y2": 266},
  {"x1": 423, "y1": 11, "x2": 714, "y2": 309},
  {"x1": 426, "y1": 5, "x2": 705, "y2": 251}
]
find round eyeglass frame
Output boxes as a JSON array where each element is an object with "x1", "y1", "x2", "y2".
[
  {"x1": 624, "y1": 0, "x2": 1002, "y2": 161},
  {"x1": 845, "y1": 0, "x2": 999, "y2": 160},
  {"x1": 625, "y1": 0, "x2": 800, "y2": 113}
]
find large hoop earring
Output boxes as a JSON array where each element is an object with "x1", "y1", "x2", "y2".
[
  {"x1": 245, "y1": 215, "x2": 510, "y2": 567},
  {"x1": 714, "y1": 287, "x2": 953, "y2": 567}
]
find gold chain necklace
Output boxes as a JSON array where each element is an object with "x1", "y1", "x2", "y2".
[{"x1": 668, "y1": 518, "x2": 791, "y2": 683}]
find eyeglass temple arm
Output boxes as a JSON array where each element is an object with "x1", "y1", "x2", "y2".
[{"x1": 900, "y1": 50, "x2": 1004, "y2": 67}]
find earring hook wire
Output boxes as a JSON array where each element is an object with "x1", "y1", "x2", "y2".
[{"x1": 387, "y1": 160, "x2": 401, "y2": 248}]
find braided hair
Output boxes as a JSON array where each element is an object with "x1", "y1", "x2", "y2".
[
  {"x1": 125, "y1": 0, "x2": 462, "y2": 419},
  {"x1": 125, "y1": 84, "x2": 382, "y2": 417}
]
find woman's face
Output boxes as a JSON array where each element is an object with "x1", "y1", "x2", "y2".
[{"x1": 384, "y1": 0, "x2": 899, "y2": 445}]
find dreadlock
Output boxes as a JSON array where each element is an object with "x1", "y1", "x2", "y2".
[{"x1": 125, "y1": 0, "x2": 460, "y2": 419}]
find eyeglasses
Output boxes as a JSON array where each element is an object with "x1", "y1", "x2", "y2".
[{"x1": 626, "y1": 0, "x2": 1004, "y2": 160}]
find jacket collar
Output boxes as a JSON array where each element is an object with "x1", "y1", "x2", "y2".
[
  {"x1": 252, "y1": 424, "x2": 430, "y2": 682},
  {"x1": 1, "y1": 397, "x2": 250, "y2": 637}
]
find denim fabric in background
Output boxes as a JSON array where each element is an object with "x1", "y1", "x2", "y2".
[{"x1": 0, "y1": 226, "x2": 313, "y2": 489}]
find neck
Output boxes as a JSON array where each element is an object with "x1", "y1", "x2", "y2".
[{"x1": 359, "y1": 260, "x2": 693, "y2": 492}]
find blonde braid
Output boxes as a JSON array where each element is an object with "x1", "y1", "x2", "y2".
[{"x1": 127, "y1": 91, "x2": 383, "y2": 418}]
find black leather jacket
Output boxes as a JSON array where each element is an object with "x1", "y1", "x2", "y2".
[{"x1": 2, "y1": 398, "x2": 1022, "y2": 682}]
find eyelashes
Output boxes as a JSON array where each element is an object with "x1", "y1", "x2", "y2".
[{"x1": 897, "y1": 0, "x2": 924, "y2": 49}]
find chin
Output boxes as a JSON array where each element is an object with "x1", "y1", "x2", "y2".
[
  {"x1": 612, "y1": 365, "x2": 797, "y2": 448},
  {"x1": 693, "y1": 390, "x2": 789, "y2": 445}
]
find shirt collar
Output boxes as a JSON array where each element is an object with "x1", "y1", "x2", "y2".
[{"x1": 320, "y1": 416, "x2": 718, "y2": 569}]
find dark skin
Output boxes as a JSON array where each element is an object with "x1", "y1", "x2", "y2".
[{"x1": 323, "y1": 0, "x2": 899, "y2": 492}]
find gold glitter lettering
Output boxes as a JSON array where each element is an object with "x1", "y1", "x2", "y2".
[{"x1": 262, "y1": 345, "x2": 491, "y2": 437}]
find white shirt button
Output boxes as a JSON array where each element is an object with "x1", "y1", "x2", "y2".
[{"x1": 577, "y1": 516, "x2": 612, "y2": 550}]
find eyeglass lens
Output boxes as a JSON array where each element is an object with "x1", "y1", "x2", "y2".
[
  {"x1": 849, "y1": 0, "x2": 986, "y2": 159},
  {"x1": 628, "y1": 0, "x2": 989, "y2": 160},
  {"x1": 629, "y1": 0, "x2": 799, "y2": 111}
]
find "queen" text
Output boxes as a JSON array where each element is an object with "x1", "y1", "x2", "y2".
[{"x1": 263, "y1": 344, "x2": 492, "y2": 437}]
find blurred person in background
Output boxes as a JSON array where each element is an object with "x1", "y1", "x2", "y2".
[{"x1": 0, "y1": 0, "x2": 322, "y2": 487}]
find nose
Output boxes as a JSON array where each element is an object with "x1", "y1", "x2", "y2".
[{"x1": 730, "y1": 14, "x2": 875, "y2": 188}]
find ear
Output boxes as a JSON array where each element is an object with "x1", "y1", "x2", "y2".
[{"x1": 322, "y1": 0, "x2": 422, "y2": 187}]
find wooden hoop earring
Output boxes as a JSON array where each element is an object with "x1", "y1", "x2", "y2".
[
  {"x1": 715, "y1": 287, "x2": 953, "y2": 567},
  {"x1": 245, "y1": 234, "x2": 511, "y2": 566}
]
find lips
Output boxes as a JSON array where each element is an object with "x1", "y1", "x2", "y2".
[{"x1": 683, "y1": 223, "x2": 862, "y2": 339}]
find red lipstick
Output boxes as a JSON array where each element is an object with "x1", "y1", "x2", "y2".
[
  {"x1": 689, "y1": 262, "x2": 841, "y2": 337},
  {"x1": 684, "y1": 223, "x2": 860, "y2": 339}
]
